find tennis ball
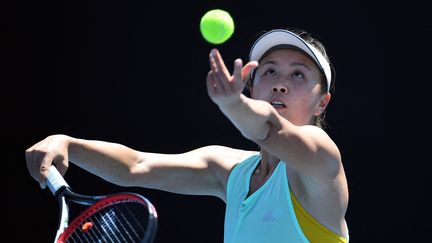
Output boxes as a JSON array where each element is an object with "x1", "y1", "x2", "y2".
[{"x1": 200, "y1": 9, "x2": 234, "y2": 45}]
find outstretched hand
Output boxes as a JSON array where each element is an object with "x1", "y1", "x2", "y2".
[{"x1": 206, "y1": 49, "x2": 258, "y2": 107}]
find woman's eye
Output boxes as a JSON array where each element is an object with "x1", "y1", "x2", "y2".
[
  {"x1": 264, "y1": 68, "x2": 276, "y2": 76},
  {"x1": 292, "y1": 71, "x2": 304, "y2": 78}
]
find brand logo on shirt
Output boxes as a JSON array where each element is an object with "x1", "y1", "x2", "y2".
[{"x1": 262, "y1": 207, "x2": 284, "y2": 222}]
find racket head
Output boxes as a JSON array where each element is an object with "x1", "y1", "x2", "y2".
[{"x1": 57, "y1": 192, "x2": 157, "y2": 243}]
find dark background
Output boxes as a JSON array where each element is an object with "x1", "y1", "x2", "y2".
[{"x1": 4, "y1": 0, "x2": 430, "y2": 242}]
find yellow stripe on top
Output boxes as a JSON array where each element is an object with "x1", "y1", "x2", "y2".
[{"x1": 290, "y1": 191, "x2": 348, "y2": 243}]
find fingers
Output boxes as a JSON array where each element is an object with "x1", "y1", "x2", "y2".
[
  {"x1": 210, "y1": 49, "x2": 255, "y2": 85},
  {"x1": 233, "y1": 58, "x2": 243, "y2": 84},
  {"x1": 207, "y1": 49, "x2": 247, "y2": 106},
  {"x1": 242, "y1": 61, "x2": 259, "y2": 81},
  {"x1": 209, "y1": 49, "x2": 246, "y2": 89},
  {"x1": 208, "y1": 52, "x2": 225, "y2": 92},
  {"x1": 210, "y1": 49, "x2": 230, "y2": 78},
  {"x1": 39, "y1": 155, "x2": 53, "y2": 189},
  {"x1": 206, "y1": 70, "x2": 220, "y2": 97},
  {"x1": 25, "y1": 146, "x2": 53, "y2": 189},
  {"x1": 208, "y1": 49, "x2": 230, "y2": 92},
  {"x1": 25, "y1": 135, "x2": 69, "y2": 189}
]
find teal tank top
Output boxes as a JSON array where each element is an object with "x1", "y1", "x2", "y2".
[{"x1": 224, "y1": 154, "x2": 309, "y2": 243}]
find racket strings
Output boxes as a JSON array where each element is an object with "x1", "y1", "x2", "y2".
[{"x1": 67, "y1": 201, "x2": 150, "y2": 243}]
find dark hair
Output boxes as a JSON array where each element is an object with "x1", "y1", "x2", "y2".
[{"x1": 246, "y1": 28, "x2": 335, "y2": 129}]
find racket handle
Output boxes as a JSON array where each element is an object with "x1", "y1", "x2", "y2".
[{"x1": 47, "y1": 166, "x2": 69, "y2": 195}]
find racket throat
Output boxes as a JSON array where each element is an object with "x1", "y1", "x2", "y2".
[{"x1": 54, "y1": 197, "x2": 69, "y2": 243}]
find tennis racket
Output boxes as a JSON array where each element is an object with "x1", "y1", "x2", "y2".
[{"x1": 46, "y1": 166, "x2": 158, "y2": 243}]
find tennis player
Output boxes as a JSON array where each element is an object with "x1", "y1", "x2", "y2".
[{"x1": 26, "y1": 28, "x2": 349, "y2": 243}]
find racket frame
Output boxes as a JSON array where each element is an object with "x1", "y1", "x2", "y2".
[{"x1": 46, "y1": 166, "x2": 157, "y2": 243}]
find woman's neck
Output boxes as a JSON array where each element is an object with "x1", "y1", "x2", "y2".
[{"x1": 257, "y1": 150, "x2": 280, "y2": 176}]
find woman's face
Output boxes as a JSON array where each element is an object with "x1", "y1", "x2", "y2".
[{"x1": 251, "y1": 48, "x2": 330, "y2": 126}]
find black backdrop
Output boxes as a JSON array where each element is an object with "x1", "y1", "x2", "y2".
[{"x1": 4, "y1": 0, "x2": 430, "y2": 242}]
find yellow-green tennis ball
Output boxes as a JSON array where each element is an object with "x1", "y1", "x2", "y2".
[{"x1": 200, "y1": 9, "x2": 234, "y2": 45}]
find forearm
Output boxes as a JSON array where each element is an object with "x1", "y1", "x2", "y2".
[
  {"x1": 218, "y1": 94, "x2": 274, "y2": 141},
  {"x1": 67, "y1": 136, "x2": 141, "y2": 185},
  {"x1": 69, "y1": 140, "x2": 232, "y2": 197}
]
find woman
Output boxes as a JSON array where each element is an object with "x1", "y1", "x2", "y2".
[{"x1": 26, "y1": 28, "x2": 349, "y2": 242}]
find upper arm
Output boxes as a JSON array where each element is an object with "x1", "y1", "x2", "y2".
[
  {"x1": 256, "y1": 115, "x2": 342, "y2": 182},
  {"x1": 127, "y1": 145, "x2": 255, "y2": 201}
]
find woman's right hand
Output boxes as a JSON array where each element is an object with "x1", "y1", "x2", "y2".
[{"x1": 25, "y1": 134, "x2": 71, "y2": 189}]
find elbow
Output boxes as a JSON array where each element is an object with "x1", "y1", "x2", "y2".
[
  {"x1": 110, "y1": 158, "x2": 150, "y2": 187},
  {"x1": 122, "y1": 160, "x2": 151, "y2": 187}
]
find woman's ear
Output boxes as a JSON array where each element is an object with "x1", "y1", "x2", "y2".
[{"x1": 314, "y1": 92, "x2": 331, "y2": 116}]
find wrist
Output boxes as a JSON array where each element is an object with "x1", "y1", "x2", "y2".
[{"x1": 217, "y1": 93, "x2": 247, "y2": 111}]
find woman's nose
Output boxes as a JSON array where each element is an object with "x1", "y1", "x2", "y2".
[{"x1": 271, "y1": 84, "x2": 288, "y2": 94}]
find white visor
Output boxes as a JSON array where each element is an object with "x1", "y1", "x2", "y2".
[{"x1": 249, "y1": 29, "x2": 332, "y2": 91}]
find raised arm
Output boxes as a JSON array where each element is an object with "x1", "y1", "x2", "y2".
[
  {"x1": 25, "y1": 134, "x2": 255, "y2": 201},
  {"x1": 206, "y1": 49, "x2": 341, "y2": 182}
]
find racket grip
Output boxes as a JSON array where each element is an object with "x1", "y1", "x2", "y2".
[{"x1": 47, "y1": 166, "x2": 69, "y2": 195}]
